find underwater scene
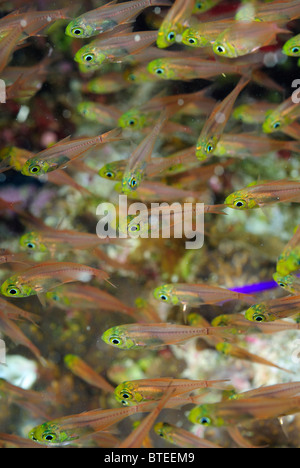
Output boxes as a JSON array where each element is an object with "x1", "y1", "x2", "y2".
[{"x1": 1, "y1": 0, "x2": 300, "y2": 449}]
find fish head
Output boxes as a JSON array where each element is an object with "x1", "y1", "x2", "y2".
[
  {"x1": 147, "y1": 59, "x2": 175, "y2": 80},
  {"x1": 154, "y1": 422, "x2": 173, "y2": 441},
  {"x1": 182, "y1": 28, "x2": 209, "y2": 47},
  {"x1": 224, "y1": 191, "x2": 259, "y2": 210},
  {"x1": 21, "y1": 158, "x2": 50, "y2": 176},
  {"x1": 244, "y1": 303, "x2": 272, "y2": 322},
  {"x1": 118, "y1": 109, "x2": 147, "y2": 130},
  {"x1": 188, "y1": 404, "x2": 223, "y2": 426},
  {"x1": 114, "y1": 381, "x2": 141, "y2": 406},
  {"x1": 98, "y1": 162, "x2": 123, "y2": 181},
  {"x1": 213, "y1": 39, "x2": 237, "y2": 58},
  {"x1": 196, "y1": 136, "x2": 217, "y2": 161},
  {"x1": 153, "y1": 284, "x2": 177, "y2": 304},
  {"x1": 65, "y1": 19, "x2": 97, "y2": 38},
  {"x1": 282, "y1": 36, "x2": 300, "y2": 57},
  {"x1": 19, "y1": 231, "x2": 47, "y2": 253},
  {"x1": 74, "y1": 44, "x2": 106, "y2": 68},
  {"x1": 0, "y1": 277, "x2": 33, "y2": 298},
  {"x1": 156, "y1": 22, "x2": 178, "y2": 48},
  {"x1": 28, "y1": 422, "x2": 81, "y2": 446},
  {"x1": 101, "y1": 326, "x2": 136, "y2": 349}
]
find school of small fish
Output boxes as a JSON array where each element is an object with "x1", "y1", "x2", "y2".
[{"x1": 1, "y1": 0, "x2": 300, "y2": 449}]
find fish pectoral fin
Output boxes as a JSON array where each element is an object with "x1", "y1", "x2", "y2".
[{"x1": 37, "y1": 292, "x2": 47, "y2": 308}]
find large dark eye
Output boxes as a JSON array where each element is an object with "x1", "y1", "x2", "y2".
[
  {"x1": 29, "y1": 165, "x2": 41, "y2": 174},
  {"x1": 199, "y1": 417, "x2": 211, "y2": 425},
  {"x1": 273, "y1": 121, "x2": 281, "y2": 129},
  {"x1": 206, "y1": 144, "x2": 214, "y2": 153},
  {"x1": 159, "y1": 294, "x2": 168, "y2": 301},
  {"x1": 26, "y1": 242, "x2": 35, "y2": 249},
  {"x1": 83, "y1": 54, "x2": 94, "y2": 62},
  {"x1": 129, "y1": 224, "x2": 140, "y2": 232},
  {"x1": 188, "y1": 37, "x2": 197, "y2": 44},
  {"x1": 292, "y1": 47, "x2": 300, "y2": 54},
  {"x1": 216, "y1": 45, "x2": 225, "y2": 54},
  {"x1": 42, "y1": 432, "x2": 56, "y2": 441},
  {"x1": 234, "y1": 199, "x2": 246, "y2": 208},
  {"x1": 167, "y1": 31, "x2": 175, "y2": 41},
  {"x1": 105, "y1": 171, "x2": 114, "y2": 178},
  {"x1": 253, "y1": 314, "x2": 266, "y2": 322},
  {"x1": 110, "y1": 336, "x2": 121, "y2": 345},
  {"x1": 72, "y1": 27, "x2": 83, "y2": 35},
  {"x1": 121, "y1": 392, "x2": 130, "y2": 399},
  {"x1": 155, "y1": 68, "x2": 164, "y2": 75},
  {"x1": 7, "y1": 286, "x2": 21, "y2": 296},
  {"x1": 129, "y1": 177, "x2": 137, "y2": 188}
]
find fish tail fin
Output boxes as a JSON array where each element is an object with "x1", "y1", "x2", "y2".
[{"x1": 101, "y1": 127, "x2": 123, "y2": 143}]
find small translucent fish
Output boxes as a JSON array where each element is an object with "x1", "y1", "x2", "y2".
[
  {"x1": 188, "y1": 395, "x2": 300, "y2": 427},
  {"x1": 156, "y1": 0, "x2": 196, "y2": 48},
  {"x1": 77, "y1": 101, "x2": 121, "y2": 126},
  {"x1": 19, "y1": 227, "x2": 119, "y2": 256},
  {"x1": 215, "y1": 342, "x2": 292, "y2": 373},
  {"x1": 195, "y1": 76, "x2": 250, "y2": 160},
  {"x1": 46, "y1": 284, "x2": 136, "y2": 318},
  {"x1": 0, "y1": 433, "x2": 47, "y2": 449},
  {"x1": 230, "y1": 381, "x2": 300, "y2": 401},
  {"x1": 84, "y1": 72, "x2": 130, "y2": 94},
  {"x1": 0, "y1": 296, "x2": 39, "y2": 324},
  {"x1": 0, "y1": 22, "x2": 28, "y2": 73},
  {"x1": 153, "y1": 282, "x2": 256, "y2": 306},
  {"x1": 236, "y1": 0, "x2": 300, "y2": 23},
  {"x1": 101, "y1": 322, "x2": 234, "y2": 349},
  {"x1": 224, "y1": 179, "x2": 300, "y2": 210},
  {"x1": 244, "y1": 295, "x2": 300, "y2": 322},
  {"x1": 122, "y1": 111, "x2": 167, "y2": 194},
  {"x1": 212, "y1": 22, "x2": 286, "y2": 58},
  {"x1": 182, "y1": 19, "x2": 236, "y2": 48},
  {"x1": 114, "y1": 378, "x2": 230, "y2": 406},
  {"x1": 276, "y1": 225, "x2": 300, "y2": 276},
  {"x1": 0, "y1": 8, "x2": 72, "y2": 39},
  {"x1": 64, "y1": 354, "x2": 114, "y2": 393},
  {"x1": 273, "y1": 272, "x2": 300, "y2": 295},
  {"x1": 28, "y1": 401, "x2": 157, "y2": 445},
  {"x1": 115, "y1": 180, "x2": 204, "y2": 202},
  {"x1": 232, "y1": 101, "x2": 278, "y2": 125},
  {"x1": 213, "y1": 133, "x2": 300, "y2": 159},
  {"x1": 0, "y1": 309, "x2": 45, "y2": 364},
  {"x1": 154, "y1": 422, "x2": 222, "y2": 448},
  {"x1": 262, "y1": 96, "x2": 300, "y2": 134},
  {"x1": 147, "y1": 56, "x2": 247, "y2": 81},
  {"x1": 212, "y1": 312, "x2": 300, "y2": 335},
  {"x1": 192, "y1": 0, "x2": 221, "y2": 14},
  {"x1": 74, "y1": 29, "x2": 158, "y2": 70},
  {"x1": 20, "y1": 128, "x2": 122, "y2": 176},
  {"x1": 0, "y1": 261, "x2": 110, "y2": 298},
  {"x1": 118, "y1": 386, "x2": 175, "y2": 448},
  {"x1": 65, "y1": 0, "x2": 170, "y2": 38}
]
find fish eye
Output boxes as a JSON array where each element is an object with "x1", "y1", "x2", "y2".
[
  {"x1": 129, "y1": 224, "x2": 140, "y2": 233},
  {"x1": 273, "y1": 121, "x2": 281, "y2": 129},
  {"x1": 292, "y1": 47, "x2": 300, "y2": 54},
  {"x1": 199, "y1": 416, "x2": 211, "y2": 425},
  {"x1": 233, "y1": 199, "x2": 246, "y2": 208},
  {"x1": 105, "y1": 171, "x2": 115, "y2": 178},
  {"x1": 42, "y1": 432, "x2": 56, "y2": 442},
  {"x1": 253, "y1": 314, "x2": 266, "y2": 322},
  {"x1": 188, "y1": 37, "x2": 197, "y2": 45},
  {"x1": 29, "y1": 165, "x2": 41, "y2": 174},
  {"x1": 7, "y1": 285, "x2": 21, "y2": 296},
  {"x1": 159, "y1": 294, "x2": 168, "y2": 301},
  {"x1": 155, "y1": 68, "x2": 164, "y2": 75},
  {"x1": 129, "y1": 177, "x2": 137, "y2": 188},
  {"x1": 195, "y1": 1, "x2": 203, "y2": 9},
  {"x1": 83, "y1": 53, "x2": 95, "y2": 62},
  {"x1": 128, "y1": 119, "x2": 136, "y2": 126},
  {"x1": 109, "y1": 336, "x2": 122, "y2": 346},
  {"x1": 127, "y1": 73, "x2": 136, "y2": 81},
  {"x1": 215, "y1": 45, "x2": 226, "y2": 54},
  {"x1": 121, "y1": 392, "x2": 132, "y2": 400},
  {"x1": 205, "y1": 143, "x2": 214, "y2": 153},
  {"x1": 26, "y1": 242, "x2": 35, "y2": 249},
  {"x1": 167, "y1": 31, "x2": 175, "y2": 42},
  {"x1": 72, "y1": 27, "x2": 83, "y2": 36}
]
